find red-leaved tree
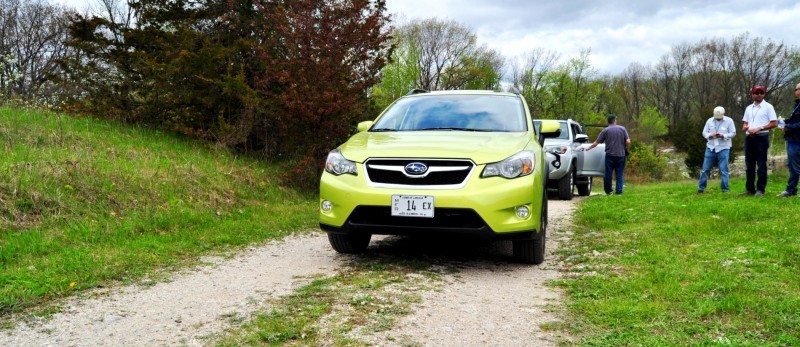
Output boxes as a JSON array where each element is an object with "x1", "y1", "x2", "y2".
[{"x1": 253, "y1": 0, "x2": 392, "y2": 188}]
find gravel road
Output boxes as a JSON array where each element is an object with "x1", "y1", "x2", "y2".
[{"x1": 1, "y1": 199, "x2": 577, "y2": 346}]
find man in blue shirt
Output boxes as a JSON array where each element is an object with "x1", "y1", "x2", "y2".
[
  {"x1": 698, "y1": 106, "x2": 736, "y2": 193},
  {"x1": 587, "y1": 114, "x2": 631, "y2": 195}
]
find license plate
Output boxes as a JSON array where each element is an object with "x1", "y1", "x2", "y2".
[{"x1": 391, "y1": 195, "x2": 434, "y2": 218}]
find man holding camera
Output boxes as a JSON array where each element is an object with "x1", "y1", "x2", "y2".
[{"x1": 698, "y1": 106, "x2": 736, "y2": 193}]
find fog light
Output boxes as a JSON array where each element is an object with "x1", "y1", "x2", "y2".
[
  {"x1": 321, "y1": 200, "x2": 333, "y2": 212},
  {"x1": 552, "y1": 160, "x2": 560, "y2": 168},
  {"x1": 515, "y1": 206, "x2": 530, "y2": 219}
]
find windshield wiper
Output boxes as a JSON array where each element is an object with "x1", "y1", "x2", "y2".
[
  {"x1": 416, "y1": 127, "x2": 493, "y2": 132},
  {"x1": 369, "y1": 128, "x2": 397, "y2": 132}
]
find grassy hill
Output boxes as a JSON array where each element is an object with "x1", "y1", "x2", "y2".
[{"x1": 0, "y1": 107, "x2": 317, "y2": 316}]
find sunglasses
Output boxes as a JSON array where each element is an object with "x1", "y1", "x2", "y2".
[{"x1": 753, "y1": 91, "x2": 765, "y2": 95}]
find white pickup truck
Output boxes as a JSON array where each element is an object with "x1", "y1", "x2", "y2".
[{"x1": 534, "y1": 119, "x2": 605, "y2": 200}]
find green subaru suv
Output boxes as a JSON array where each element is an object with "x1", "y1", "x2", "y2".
[{"x1": 319, "y1": 89, "x2": 561, "y2": 264}]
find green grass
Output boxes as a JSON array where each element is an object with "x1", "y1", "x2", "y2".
[
  {"x1": 6, "y1": 106, "x2": 800, "y2": 345},
  {"x1": 0, "y1": 107, "x2": 317, "y2": 316},
  {"x1": 557, "y1": 174, "x2": 800, "y2": 346}
]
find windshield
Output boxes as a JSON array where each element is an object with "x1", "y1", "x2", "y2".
[{"x1": 371, "y1": 94, "x2": 527, "y2": 132}]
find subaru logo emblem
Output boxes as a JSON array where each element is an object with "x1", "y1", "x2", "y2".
[{"x1": 405, "y1": 162, "x2": 428, "y2": 175}]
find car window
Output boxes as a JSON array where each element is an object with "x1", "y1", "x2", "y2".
[
  {"x1": 554, "y1": 122, "x2": 569, "y2": 139},
  {"x1": 372, "y1": 95, "x2": 527, "y2": 132}
]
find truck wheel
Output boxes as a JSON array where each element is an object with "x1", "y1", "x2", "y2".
[
  {"x1": 328, "y1": 233, "x2": 371, "y2": 253},
  {"x1": 577, "y1": 177, "x2": 593, "y2": 196},
  {"x1": 557, "y1": 167, "x2": 574, "y2": 200}
]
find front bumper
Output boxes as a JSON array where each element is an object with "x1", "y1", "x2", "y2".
[
  {"x1": 319, "y1": 164, "x2": 544, "y2": 238},
  {"x1": 545, "y1": 152, "x2": 569, "y2": 180}
]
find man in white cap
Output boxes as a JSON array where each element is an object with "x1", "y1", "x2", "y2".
[{"x1": 698, "y1": 106, "x2": 736, "y2": 193}]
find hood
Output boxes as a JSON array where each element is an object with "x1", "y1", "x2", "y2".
[
  {"x1": 542, "y1": 138, "x2": 570, "y2": 147},
  {"x1": 338, "y1": 131, "x2": 534, "y2": 164}
]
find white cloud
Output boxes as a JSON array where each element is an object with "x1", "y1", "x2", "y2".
[{"x1": 386, "y1": 0, "x2": 799, "y2": 74}]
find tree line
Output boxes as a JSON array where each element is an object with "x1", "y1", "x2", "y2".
[{"x1": 2, "y1": 0, "x2": 799, "y2": 187}]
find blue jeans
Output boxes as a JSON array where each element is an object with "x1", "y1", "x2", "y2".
[
  {"x1": 604, "y1": 155, "x2": 626, "y2": 194},
  {"x1": 744, "y1": 135, "x2": 770, "y2": 193},
  {"x1": 786, "y1": 142, "x2": 800, "y2": 195},
  {"x1": 698, "y1": 148, "x2": 730, "y2": 192}
]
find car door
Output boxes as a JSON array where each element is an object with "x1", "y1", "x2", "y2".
[
  {"x1": 575, "y1": 125, "x2": 605, "y2": 177},
  {"x1": 567, "y1": 123, "x2": 584, "y2": 169}
]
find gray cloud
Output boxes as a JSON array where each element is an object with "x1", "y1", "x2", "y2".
[{"x1": 386, "y1": 0, "x2": 798, "y2": 74}]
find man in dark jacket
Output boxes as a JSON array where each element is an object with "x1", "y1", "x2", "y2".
[
  {"x1": 586, "y1": 114, "x2": 631, "y2": 195},
  {"x1": 777, "y1": 82, "x2": 800, "y2": 197}
]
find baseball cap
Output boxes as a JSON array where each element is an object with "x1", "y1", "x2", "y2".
[
  {"x1": 751, "y1": 85, "x2": 766, "y2": 93},
  {"x1": 713, "y1": 106, "x2": 725, "y2": 120}
]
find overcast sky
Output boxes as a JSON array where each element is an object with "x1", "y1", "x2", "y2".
[
  {"x1": 385, "y1": 0, "x2": 799, "y2": 75},
  {"x1": 55, "y1": 0, "x2": 798, "y2": 75}
]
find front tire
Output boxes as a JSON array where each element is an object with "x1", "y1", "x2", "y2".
[
  {"x1": 513, "y1": 191, "x2": 547, "y2": 264},
  {"x1": 576, "y1": 177, "x2": 593, "y2": 196},
  {"x1": 557, "y1": 166, "x2": 574, "y2": 200},
  {"x1": 328, "y1": 233, "x2": 371, "y2": 253}
]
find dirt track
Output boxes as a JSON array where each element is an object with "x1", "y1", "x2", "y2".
[{"x1": 1, "y1": 199, "x2": 578, "y2": 346}]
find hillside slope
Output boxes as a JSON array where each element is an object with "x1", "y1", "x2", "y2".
[{"x1": 0, "y1": 107, "x2": 317, "y2": 315}]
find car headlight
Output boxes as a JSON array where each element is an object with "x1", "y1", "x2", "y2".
[
  {"x1": 325, "y1": 149, "x2": 357, "y2": 176},
  {"x1": 482, "y1": 151, "x2": 535, "y2": 179},
  {"x1": 544, "y1": 145, "x2": 568, "y2": 155}
]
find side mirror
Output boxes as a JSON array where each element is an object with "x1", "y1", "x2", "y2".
[
  {"x1": 357, "y1": 121, "x2": 374, "y2": 132},
  {"x1": 574, "y1": 134, "x2": 589, "y2": 143},
  {"x1": 538, "y1": 120, "x2": 561, "y2": 144}
]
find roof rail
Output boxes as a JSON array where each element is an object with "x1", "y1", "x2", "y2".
[
  {"x1": 406, "y1": 88, "x2": 429, "y2": 96},
  {"x1": 510, "y1": 86, "x2": 521, "y2": 95}
]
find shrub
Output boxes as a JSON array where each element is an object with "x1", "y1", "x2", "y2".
[{"x1": 625, "y1": 141, "x2": 672, "y2": 183}]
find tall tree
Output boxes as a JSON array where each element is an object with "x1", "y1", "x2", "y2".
[
  {"x1": 728, "y1": 32, "x2": 798, "y2": 111},
  {"x1": 396, "y1": 18, "x2": 502, "y2": 91},
  {"x1": 617, "y1": 62, "x2": 649, "y2": 120},
  {"x1": 0, "y1": 0, "x2": 73, "y2": 103},
  {"x1": 509, "y1": 48, "x2": 559, "y2": 118},
  {"x1": 369, "y1": 25, "x2": 421, "y2": 111},
  {"x1": 536, "y1": 50, "x2": 602, "y2": 124},
  {"x1": 460, "y1": 45, "x2": 503, "y2": 90},
  {"x1": 253, "y1": 0, "x2": 392, "y2": 161},
  {"x1": 61, "y1": 0, "x2": 261, "y2": 143}
]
